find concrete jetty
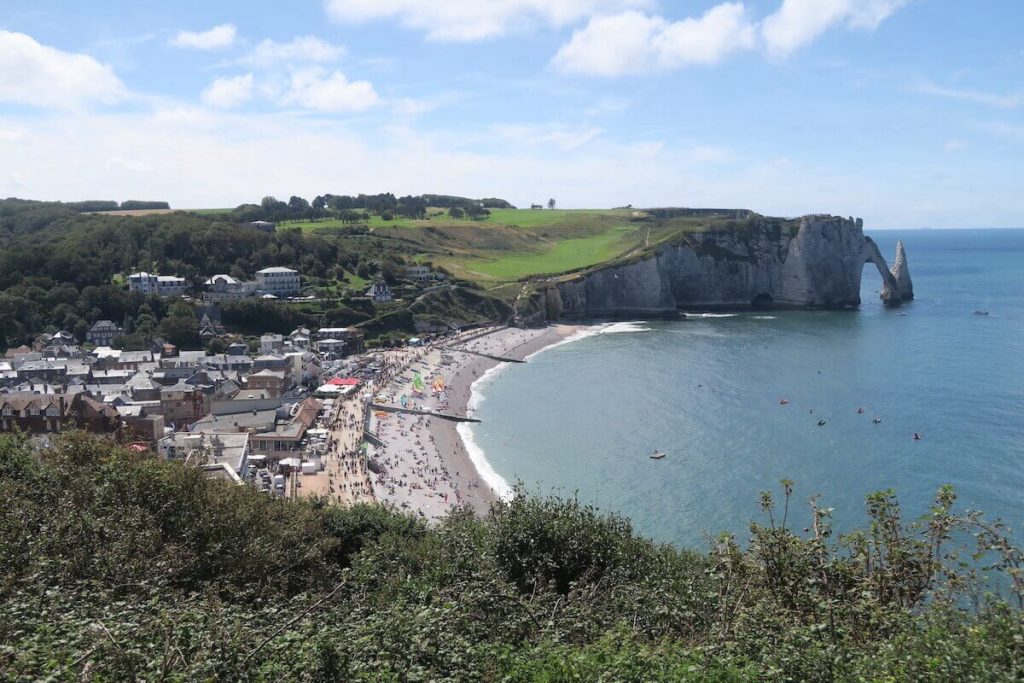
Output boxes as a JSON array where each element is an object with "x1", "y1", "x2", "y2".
[
  {"x1": 441, "y1": 347, "x2": 525, "y2": 364},
  {"x1": 370, "y1": 402, "x2": 481, "y2": 423}
]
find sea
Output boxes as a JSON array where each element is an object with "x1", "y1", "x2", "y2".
[{"x1": 463, "y1": 229, "x2": 1024, "y2": 547}]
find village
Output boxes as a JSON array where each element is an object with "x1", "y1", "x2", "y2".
[{"x1": 0, "y1": 245, "x2": 522, "y2": 516}]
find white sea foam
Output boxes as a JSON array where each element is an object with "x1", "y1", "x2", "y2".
[
  {"x1": 685, "y1": 312, "x2": 739, "y2": 318},
  {"x1": 457, "y1": 422, "x2": 515, "y2": 501},
  {"x1": 523, "y1": 322, "x2": 652, "y2": 360},
  {"x1": 465, "y1": 361, "x2": 510, "y2": 413},
  {"x1": 751, "y1": 315, "x2": 777, "y2": 320},
  {"x1": 601, "y1": 321, "x2": 654, "y2": 333}
]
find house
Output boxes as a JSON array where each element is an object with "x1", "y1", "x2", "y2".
[
  {"x1": 366, "y1": 282, "x2": 393, "y2": 303},
  {"x1": 203, "y1": 274, "x2": 258, "y2": 302},
  {"x1": 255, "y1": 267, "x2": 300, "y2": 297},
  {"x1": 160, "y1": 380, "x2": 211, "y2": 429},
  {"x1": 120, "y1": 408, "x2": 165, "y2": 442},
  {"x1": 127, "y1": 272, "x2": 187, "y2": 297},
  {"x1": 0, "y1": 393, "x2": 67, "y2": 433},
  {"x1": 404, "y1": 265, "x2": 432, "y2": 281},
  {"x1": 247, "y1": 369, "x2": 286, "y2": 397},
  {"x1": 288, "y1": 326, "x2": 312, "y2": 349},
  {"x1": 317, "y1": 339, "x2": 345, "y2": 358},
  {"x1": 315, "y1": 327, "x2": 365, "y2": 355},
  {"x1": 0, "y1": 392, "x2": 120, "y2": 435},
  {"x1": 198, "y1": 312, "x2": 224, "y2": 339},
  {"x1": 248, "y1": 220, "x2": 276, "y2": 233},
  {"x1": 530, "y1": 204, "x2": 544, "y2": 210},
  {"x1": 86, "y1": 320, "x2": 123, "y2": 347},
  {"x1": 227, "y1": 342, "x2": 248, "y2": 356},
  {"x1": 260, "y1": 333, "x2": 284, "y2": 355}
]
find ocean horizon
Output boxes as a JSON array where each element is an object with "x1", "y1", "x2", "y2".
[{"x1": 463, "y1": 228, "x2": 1024, "y2": 547}]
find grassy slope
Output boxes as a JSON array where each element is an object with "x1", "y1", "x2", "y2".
[{"x1": 195, "y1": 207, "x2": 757, "y2": 289}]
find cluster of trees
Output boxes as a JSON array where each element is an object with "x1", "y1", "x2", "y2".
[
  {"x1": 0, "y1": 199, "x2": 416, "y2": 348},
  {"x1": 1, "y1": 432, "x2": 1021, "y2": 680},
  {"x1": 1, "y1": 199, "x2": 172, "y2": 213},
  {"x1": 228, "y1": 192, "x2": 514, "y2": 224},
  {"x1": 447, "y1": 204, "x2": 492, "y2": 220}
]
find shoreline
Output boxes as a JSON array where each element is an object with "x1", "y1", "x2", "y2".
[
  {"x1": 366, "y1": 324, "x2": 587, "y2": 520},
  {"x1": 435, "y1": 324, "x2": 585, "y2": 513}
]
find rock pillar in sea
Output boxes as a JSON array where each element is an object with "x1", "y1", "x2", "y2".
[{"x1": 890, "y1": 240, "x2": 914, "y2": 301}]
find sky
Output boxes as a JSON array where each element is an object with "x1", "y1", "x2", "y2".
[{"x1": 1, "y1": 1, "x2": 1023, "y2": 228}]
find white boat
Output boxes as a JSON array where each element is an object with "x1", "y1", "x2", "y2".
[{"x1": 650, "y1": 450, "x2": 666, "y2": 460}]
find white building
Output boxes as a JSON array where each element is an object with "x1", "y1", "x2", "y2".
[
  {"x1": 255, "y1": 267, "x2": 300, "y2": 297},
  {"x1": 203, "y1": 274, "x2": 258, "y2": 302},
  {"x1": 366, "y1": 282, "x2": 393, "y2": 303},
  {"x1": 128, "y1": 272, "x2": 187, "y2": 297}
]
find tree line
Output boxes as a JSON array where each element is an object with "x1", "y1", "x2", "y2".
[{"x1": 227, "y1": 192, "x2": 513, "y2": 224}]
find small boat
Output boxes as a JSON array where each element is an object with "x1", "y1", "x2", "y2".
[
  {"x1": 817, "y1": 419, "x2": 827, "y2": 427},
  {"x1": 973, "y1": 310, "x2": 990, "y2": 316},
  {"x1": 872, "y1": 417, "x2": 882, "y2": 424},
  {"x1": 857, "y1": 407, "x2": 865, "y2": 414},
  {"x1": 650, "y1": 450, "x2": 666, "y2": 460},
  {"x1": 779, "y1": 398, "x2": 789, "y2": 405}
]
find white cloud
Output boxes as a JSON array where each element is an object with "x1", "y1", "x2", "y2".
[
  {"x1": 552, "y1": 4, "x2": 755, "y2": 77},
  {"x1": 201, "y1": 74, "x2": 255, "y2": 109},
  {"x1": 552, "y1": 0, "x2": 910, "y2": 76},
  {"x1": 761, "y1": 0, "x2": 910, "y2": 57},
  {"x1": 239, "y1": 36, "x2": 346, "y2": 67},
  {"x1": 0, "y1": 30, "x2": 126, "y2": 108},
  {"x1": 170, "y1": 24, "x2": 237, "y2": 50},
  {"x1": 943, "y1": 139, "x2": 968, "y2": 151},
  {"x1": 324, "y1": 0, "x2": 650, "y2": 41},
  {"x1": 280, "y1": 67, "x2": 379, "y2": 112},
  {"x1": 918, "y1": 81, "x2": 1022, "y2": 109},
  {"x1": 492, "y1": 123, "x2": 604, "y2": 150}
]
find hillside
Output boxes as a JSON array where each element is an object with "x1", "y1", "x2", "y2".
[
  {"x1": 0, "y1": 198, "x2": 760, "y2": 348},
  {"x1": 1, "y1": 432, "x2": 1021, "y2": 680}
]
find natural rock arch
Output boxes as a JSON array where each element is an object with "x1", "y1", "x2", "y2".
[{"x1": 863, "y1": 238, "x2": 914, "y2": 307}]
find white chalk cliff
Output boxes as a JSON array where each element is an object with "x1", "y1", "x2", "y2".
[{"x1": 524, "y1": 214, "x2": 912, "y2": 321}]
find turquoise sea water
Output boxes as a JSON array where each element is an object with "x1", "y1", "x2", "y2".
[{"x1": 466, "y1": 229, "x2": 1024, "y2": 546}]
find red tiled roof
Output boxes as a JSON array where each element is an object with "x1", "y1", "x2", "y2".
[{"x1": 327, "y1": 377, "x2": 360, "y2": 386}]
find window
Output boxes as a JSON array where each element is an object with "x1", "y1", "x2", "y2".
[
  {"x1": 27, "y1": 404, "x2": 39, "y2": 416},
  {"x1": 1, "y1": 405, "x2": 11, "y2": 416},
  {"x1": 46, "y1": 405, "x2": 60, "y2": 417}
]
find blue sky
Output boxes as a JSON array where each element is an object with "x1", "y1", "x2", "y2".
[{"x1": 1, "y1": 1, "x2": 1022, "y2": 227}]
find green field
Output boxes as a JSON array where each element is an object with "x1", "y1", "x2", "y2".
[
  {"x1": 481, "y1": 207, "x2": 637, "y2": 228},
  {"x1": 252, "y1": 208, "x2": 646, "y2": 284},
  {"x1": 190, "y1": 206, "x2": 735, "y2": 287},
  {"x1": 439, "y1": 226, "x2": 637, "y2": 281}
]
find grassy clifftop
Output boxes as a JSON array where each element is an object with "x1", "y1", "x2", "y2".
[{"x1": 1, "y1": 432, "x2": 1021, "y2": 680}]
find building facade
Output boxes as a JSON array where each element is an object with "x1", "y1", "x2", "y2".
[
  {"x1": 87, "y1": 320, "x2": 123, "y2": 347},
  {"x1": 128, "y1": 272, "x2": 187, "y2": 297},
  {"x1": 255, "y1": 267, "x2": 300, "y2": 297},
  {"x1": 203, "y1": 274, "x2": 258, "y2": 302}
]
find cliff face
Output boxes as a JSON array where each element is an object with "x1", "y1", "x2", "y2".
[{"x1": 530, "y1": 215, "x2": 911, "y2": 321}]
